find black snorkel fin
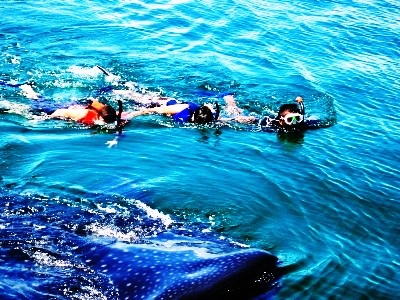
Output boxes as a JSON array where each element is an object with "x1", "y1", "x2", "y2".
[
  {"x1": 96, "y1": 65, "x2": 128, "y2": 86},
  {"x1": 96, "y1": 65, "x2": 111, "y2": 76}
]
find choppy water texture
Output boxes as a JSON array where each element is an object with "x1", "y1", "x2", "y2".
[{"x1": 1, "y1": 0, "x2": 399, "y2": 299}]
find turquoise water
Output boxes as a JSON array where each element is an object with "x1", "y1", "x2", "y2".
[{"x1": 1, "y1": 0, "x2": 399, "y2": 299}]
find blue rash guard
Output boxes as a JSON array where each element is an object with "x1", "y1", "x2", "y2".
[{"x1": 166, "y1": 100, "x2": 200, "y2": 124}]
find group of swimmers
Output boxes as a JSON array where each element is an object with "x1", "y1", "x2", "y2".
[{"x1": 1, "y1": 67, "x2": 321, "y2": 133}]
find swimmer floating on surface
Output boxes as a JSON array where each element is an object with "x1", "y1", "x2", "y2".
[
  {"x1": 95, "y1": 66, "x2": 325, "y2": 132},
  {"x1": 119, "y1": 91, "x2": 320, "y2": 133},
  {"x1": 2, "y1": 68, "x2": 329, "y2": 134},
  {"x1": 121, "y1": 97, "x2": 218, "y2": 125},
  {"x1": 21, "y1": 84, "x2": 118, "y2": 126},
  {"x1": 1, "y1": 80, "x2": 118, "y2": 127},
  {"x1": 219, "y1": 94, "x2": 323, "y2": 132},
  {"x1": 1, "y1": 79, "x2": 125, "y2": 147}
]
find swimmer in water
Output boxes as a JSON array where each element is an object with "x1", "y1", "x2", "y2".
[
  {"x1": 16, "y1": 83, "x2": 118, "y2": 126},
  {"x1": 219, "y1": 94, "x2": 320, "y2": 132},
  {"x1": 48, "y1": 97, "x2": 117, "y2": 125},
  {"x1": 94, "y1": 66, "x2": 217, "y2": 125},
  {"x1": 122, "y1": 92, "x2": 312, "y2": 131},
  {"x1": 122, "y1": 98, "x2": 216, "y2": 125},
  {"x1": 93, "y1": 65, "x2": 320, "y2": 130}
]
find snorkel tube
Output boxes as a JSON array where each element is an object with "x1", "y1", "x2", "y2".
[
  {"x1": 116, "y1": 100, "x2": 123, "y2": 134},
  {"x1": 296, "y1": 96, "x2": 305, "y2": 119},
  {"x1": 214, "y1": 102, "x2": 220, "y2": 123}
]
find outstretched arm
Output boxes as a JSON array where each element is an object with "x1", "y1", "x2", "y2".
[
  {"x1": 48, "y1": 108, "x2": 89, "y2": 121},
  {"x1": 122, "y1": 103, "x2": 189, "y2": 120},
  {"x1": 222, "y1": 94, "x2": 243, "y2": 115},
  {"x1": 218, "y1": 115, "x2": 257, "y2": 124},
  {"x1": 220, "y1": 94, "x2": 257, "y2": 124}
]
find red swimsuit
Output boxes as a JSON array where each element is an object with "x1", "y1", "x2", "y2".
[{"x1": 78, "y1": 109, "x2": 98, "y2": 125}]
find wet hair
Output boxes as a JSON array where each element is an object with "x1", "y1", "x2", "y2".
[
  {"x1": 277, "y1": 104, "x2": 301, "y2": 118},
  {"x1": 192, "y1": 105, "x2": 214, "y2": 124},
  {"x1": 99, "y1": 105, "x2": 117, "y2": 123}
]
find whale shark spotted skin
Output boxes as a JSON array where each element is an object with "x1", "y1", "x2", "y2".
[
  {"x1": 0, "y1": 192, "x2": 282, "y2": 299},
  {"x1": 83, "y1": 242, "x2": 280, "y2": 299}
]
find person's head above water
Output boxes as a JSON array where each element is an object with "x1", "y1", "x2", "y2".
[
  {"x1": 277, "y1": 96, "x2": 304, "y2": 128},
  {"x1": 192, "y1": 105, "x2": 214, "y2": 124},
  {"x1": 86, "y1": 99, "x2": 117, "y2": 124}
]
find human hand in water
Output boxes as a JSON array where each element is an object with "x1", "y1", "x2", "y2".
[
  {"x1": 223, "y1": 94, "x2": 243, "y2": 116},
  {"x1": 106, "y1": 137, "x2": 119, "y2": 148}
]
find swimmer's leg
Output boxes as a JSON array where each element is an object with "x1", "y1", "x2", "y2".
[
  {"x1": 19, "y1": 84, "x2": 41, "y2": 100},
  {"x1": 0, "y1": 80, "x2": 41, "y2": 100},
  {"x1": 17, "y1": 85, "x2": 63, "y2": 115}
]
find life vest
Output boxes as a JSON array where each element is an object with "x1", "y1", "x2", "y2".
[{"x1": 79, "y1": 109, "x2": 98, "y2": 125}]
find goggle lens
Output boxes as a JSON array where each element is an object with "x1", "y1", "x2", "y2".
[{"x1": 281, "y1": 113, "x2": 303, "y2": 125}]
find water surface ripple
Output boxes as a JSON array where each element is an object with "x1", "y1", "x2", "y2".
[{"x1": 1, "y1": 0, "x2": 399, "y2": 299}]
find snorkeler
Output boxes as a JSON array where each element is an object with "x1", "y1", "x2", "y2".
[
  {"x1": 48, "y1": 97, "x2": 117, "y2": 126},
  {"x1": 121, "y1": 98, "x2": 216, "y2": 125},
  {"x1": 93, "y1": 65, "x2": 319, "y2": 130},
  {"x1": 94, "y1": 65, "x2": 217, "y2": 125},
  {"x1": 2, "y1": 81, "x2": 118, "y2": 126},
  {"x1": 220, "y1": 94, "x2": 320, "y2": 132},
  {"x1": 123, "y1": 92, "x2": 314, "y2": 132}
]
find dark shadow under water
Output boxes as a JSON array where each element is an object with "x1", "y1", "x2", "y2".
[{"x1": 0, "y1": 189, "x2": 287, "y2": 300}]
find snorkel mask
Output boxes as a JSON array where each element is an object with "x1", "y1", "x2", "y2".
[
  {"x1": 296, "y1": 96, "x2": 305, "y2": 116},
  {"x1": 280, "y1": 113, "x2": 304, "y2": 125},
  {"x1": 279, "y1": 96, "x2": 305, "y2": 126}
]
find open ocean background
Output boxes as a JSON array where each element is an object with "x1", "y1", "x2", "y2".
[{"x1": 1, "y1": 0, "x2": 399, "y2": 299}]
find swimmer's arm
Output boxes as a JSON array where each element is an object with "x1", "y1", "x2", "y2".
[
  {"x1": 223, "y1": 94, "x2": 242, "y2": 110},
  {"x1": 222, "y1": 94, "x2": 237, "y2": 106},
  {"x1": 233, "y1": 116, "x2": 257, "y2": 124},
  {"x1": 222, "y1": 94, "x2": 244, "y2": 115},
  {"x1": 123, "y1": 104, "x2": 189, "y2": 119},
  {"x1": 219, "y1": 116, "x2": 257, "y2": 124},
  {"x1": 49, "y1": 109, "x2": 86, "y2": 121},
  {"x1": 48, "y1": 109, "x2": 71, "y2": 119}
]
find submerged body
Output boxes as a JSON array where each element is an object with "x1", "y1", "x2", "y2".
[
  {"x1": 221, "y1": 94, "x2": 322, "y2": 132},
  {"x1": 84, "y1": 241, "x2": 280, "y2": 300},
  {"x1": 6, "y1": 83, "x2": 117, "y2": 126},
  {"x1": 0, "y1": 191, "x2": 282, "y2": 300},
  {"x1": 109, "y1": 75, "x2": 322, "y2": 132},
  {"x1": 121, "y1": 96, "x2": 215, "y2": 125}
]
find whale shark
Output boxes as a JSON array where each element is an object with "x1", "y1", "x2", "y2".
[
  {"x1": 0, "y1": 191, "x2": 282, "y2": 299},
  {"x1": 81, "y1": 239, "x2": 280, "y2": 300}
]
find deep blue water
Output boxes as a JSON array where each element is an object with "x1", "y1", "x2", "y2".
[{"x1": 1, "y1": 0, "x2": 399, "y2": 299}]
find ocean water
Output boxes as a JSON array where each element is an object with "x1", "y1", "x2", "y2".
[{"x1": 1, "y1": 0, "x2": 399, "y2": 299}]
